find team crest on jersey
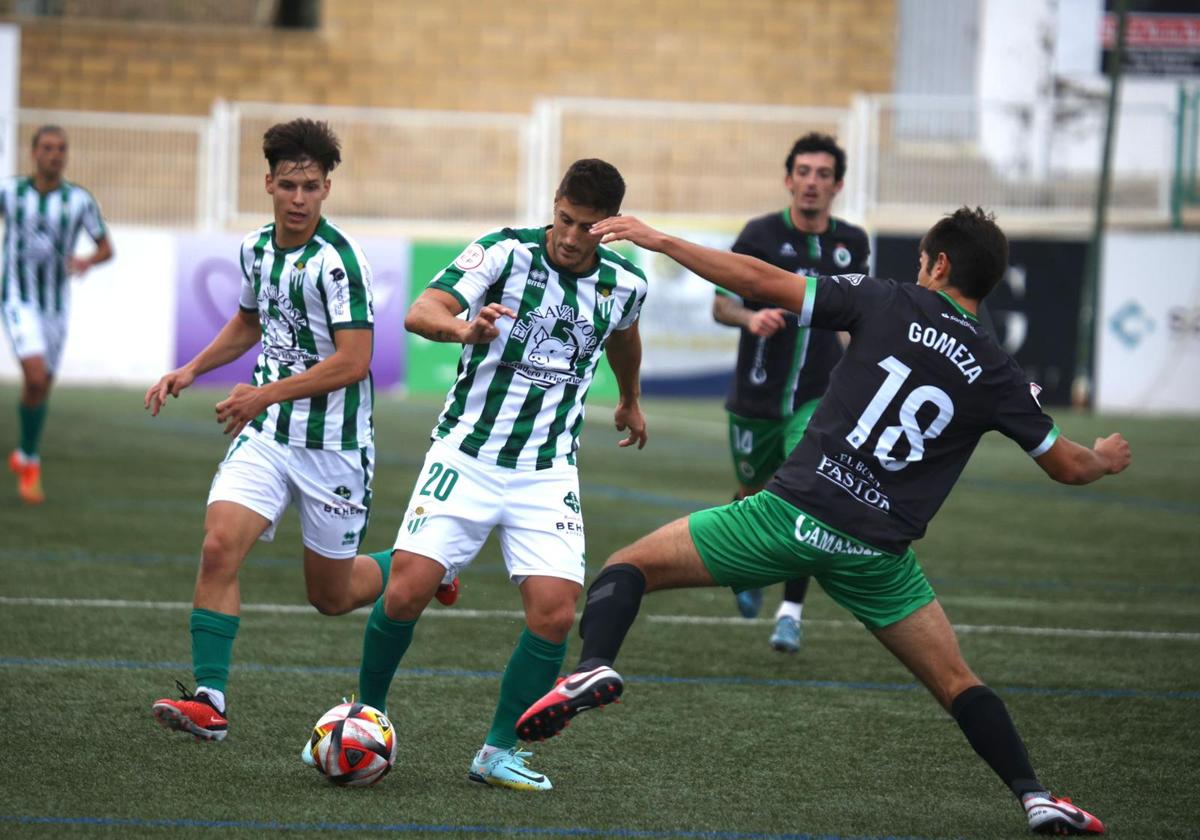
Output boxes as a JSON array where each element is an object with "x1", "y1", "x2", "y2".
[
  {"x1": 833, "y1": 244, "x2": 853, "y2": 268},
  {"x1": 596, "y1": 287, "x2": 615, "y2": 321},
  {"x1": 261, "y1": 286, "x2": 320, "y2": 364},
  {"x1": 504, "y1": 304, "x2": 599, "y2": 387}
]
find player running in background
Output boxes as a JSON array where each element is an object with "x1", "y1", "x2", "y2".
[
  {"x1": 146, "y1": 119, "x2": 386, "y2": 743},
  {"x1": 519, "y1": 209, "x2": 1126, "y2": 835},
  {"x1": 1, "y1": 125, "x2": 112, "y2": 504},
  {"x1": 333, "y1": 159, "x2": 647, "y2": 792},
  {"x1": 714, "y1": 132, "x2": 869, "y2": 651}
]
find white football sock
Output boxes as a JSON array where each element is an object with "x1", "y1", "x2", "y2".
[
  {"x1": 196, "y1": 686, "x2": 226, "y2": 714},
  {"x1": 775, "y1": 601, "x2": 802, "y2": 623}
]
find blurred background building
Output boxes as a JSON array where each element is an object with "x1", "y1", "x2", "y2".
[{"x1": 0, "y1": 0, "x2": 1197, "y2": 411}]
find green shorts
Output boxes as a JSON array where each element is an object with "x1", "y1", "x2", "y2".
[
  {"x1": 727, "y1": 398, "x2": 821, "y2": 489},
  {"x1": 688, "y1": 491, "x2": 935, "y2": 630}
]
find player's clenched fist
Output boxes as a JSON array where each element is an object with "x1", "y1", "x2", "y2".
[{"x1": 1095, "y1": 433, "x2": 1131, "y2": 475}]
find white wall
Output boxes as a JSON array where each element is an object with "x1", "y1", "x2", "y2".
[
  {"x1": 977, "y1": 0, "x2": 1179, "y2": 179},
  {"x1": 0, "y1": 226, "x2": 177, "y2": 386},
  {"x1": 0, "y1": 23, "x2": 18, "y2": 180},
  {"x1": 1096, "y1": 232, "x2": 1200, "y2": 413}
]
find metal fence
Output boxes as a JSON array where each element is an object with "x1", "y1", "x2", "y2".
[
  {"x1": 1, "y1": 94, "x2": 1184, "y2": 232},
  {"x1": 13, "y1": 108, "x2": 211, "y2": 226},
  {"x1": 864, "y1": 95, "x2": 1176, "y2": 224}
]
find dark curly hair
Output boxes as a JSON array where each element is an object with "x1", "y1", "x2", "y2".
[
  {"x1": 263, "y1": 119, "x2": 341, "y2": 176},
  {"x1": 920, "y1": 207, "x2": 1010, "y2": 301},
  {"x1": 784, "y1": 132, "x2": 846, "y2": 182},
  {"x1": 556, "y1": 159, "x2": 626, "y2": 216}
]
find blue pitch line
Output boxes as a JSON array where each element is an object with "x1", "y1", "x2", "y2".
[
  {"x1": 4, "y1": 545, "x2": 1196, "y2": 596},
  {"x1": 137, "y1": 413, "x2": 1199, "y2": 516},
  {"x1": 0, "y1": 815, "x2": 946, "y2": 840},
  {"x1": 3, "y1": 656, "x2": 1198, "y2": 702}
]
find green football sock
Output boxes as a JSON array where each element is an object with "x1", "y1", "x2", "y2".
[
  {"x1": 368, "y1": 549, "x2": 391, "y2": 591},
  {"x1": 18, "y1": 401, "x2": 47, "y2": 459},
  {"x1": 190, "y1": 608, "x2": 240, "y2": 694},
  {"x1": 358, "y1": 599, "x2": 416, "y2": 712},
  {"x1": 485, "y1": 628, "x2": 568, "y2": 750}
]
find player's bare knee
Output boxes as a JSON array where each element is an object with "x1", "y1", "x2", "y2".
[
  {"x1": 22, "y1": 377, "x2": 50, "y2": 404},
  {"x1": 199, "y1": 531, "x2": 242, "y2": 580},
  {"x1": 526, "y1": 601, "x2": 576, "y2": 642},
  {"x1": 382, "y1": 583, "x2": 426, "y2": 621},
  {"x1": 306, "y1": 586, "x2": 354, "y2": 616}
]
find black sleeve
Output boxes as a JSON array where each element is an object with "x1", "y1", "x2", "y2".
[
  {"x1": 801, "y1": 274, "x2": 897, "y2": 332},
  {"x1": 853, "y1": 230, "x2": 871, "y2": 274},
  {"x1": 991, "y1": 363, "x2": 1059, "y2": 456}
]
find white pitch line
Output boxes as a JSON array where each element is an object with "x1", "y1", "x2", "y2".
[{"x1": 2, "y1": 595, "x2": 1198, "y2": 642}]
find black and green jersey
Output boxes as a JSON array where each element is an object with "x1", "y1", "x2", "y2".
[
  {"x1": 237, "y1": 218, "x2": 374, "y2": 450},
  {"x1": 720, "y1": 211, "x2": 870, "y2": 420},
  {"x1": 767, "y1": 275, "x2": 1057, "y2": 555},
  {"x1": 0, "y1": 177, "x2": 107, "y2": 314},
  {"x1": 428, "y1": 226, "x2": 648, "y2": 470}
]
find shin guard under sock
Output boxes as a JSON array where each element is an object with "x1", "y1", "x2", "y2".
[{"x1": 577, "y1": 563, "x2": 646, "y2": 672}]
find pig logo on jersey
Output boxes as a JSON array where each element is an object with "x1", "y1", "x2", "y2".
[
  {"x1": 261, "y1": 286, "x2": 319, "y2": 365},
  {"x1": 505, "y1": 304, "x2": 599, "y2": 387}
]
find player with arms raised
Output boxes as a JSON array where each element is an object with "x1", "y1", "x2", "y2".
[
  {"x1": 1, "y1": 125, "x2": 112, "y2": 504},
  {"x1": 520, "y1": 208, "x2": 1126, "y2": 835},
  {"x1": 146, "y1": 119, "x2": 386, "y2": 743}
]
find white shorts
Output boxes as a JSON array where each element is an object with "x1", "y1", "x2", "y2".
[
  {"x1": 395, "y1": 440, "x2": 587, "y2": 585},
  {"x1": 2, "y1": 301, "x2": 67, "y2": 373},
  {"x1": 207, "y1": 427, "x2": 374, "y2": 560}
]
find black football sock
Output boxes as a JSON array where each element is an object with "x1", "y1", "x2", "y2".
[
  {"x1": 783, "y1": 576, "x2": 811, "y2": 604},
  {"x1": 951, "y1": 685, "x2": 1047, "y2": 799},
  {"x1": 576, "y1": 563, "x2": 646, "y2": 672}
]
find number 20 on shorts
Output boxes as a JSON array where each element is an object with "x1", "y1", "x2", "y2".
[{"x1": 419, "y1": 462, "x2": 459, "y2": 501}]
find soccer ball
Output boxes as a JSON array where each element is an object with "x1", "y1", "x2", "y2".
[{"x1": 305, "y1": 701, "x2": 397, "y2": 786}]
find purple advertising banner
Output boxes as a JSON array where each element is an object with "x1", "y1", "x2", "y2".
[{"x1": 174, "y1": 232, "x2": 410, "y2": 389}]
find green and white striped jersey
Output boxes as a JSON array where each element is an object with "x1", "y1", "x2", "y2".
[
  {"x1": 0, "y1": 177, "x2": 106, "y2": 314},
  {"x1": 428, "y1": 226, "x2": 648, "y2": 470},
  {"x1": 237, "y1": 217, "x2": 374, "y2": 450}
]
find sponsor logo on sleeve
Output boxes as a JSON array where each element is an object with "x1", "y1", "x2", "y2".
[{"x1": 1029, "y1": 382, "x2": 1043, "y2": 407}]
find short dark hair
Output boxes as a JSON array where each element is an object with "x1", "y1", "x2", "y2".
[
  {"x1": 32, "y1": 125, "x2": 66, "y2": 149},
  {"x1": 920, "y1": 207, "x2": 1010, "y2": 301},
  {"x1": 262, "y1": 118, "x2": 341, "y2": 176},
  {"x1": 784, "y1": 132, "x2": 846, "y2": 182},
  {"x1": 555, "y1": 159, "x2": 625, "y2": 216}
]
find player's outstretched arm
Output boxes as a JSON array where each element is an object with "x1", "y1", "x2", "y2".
[
  {"x1": 144, "y1": 309, "x2": 260, "y2": 416},
  {"x1": 605, "y1": 321, "x2": 648, "y2": 450},
  {"x1": 593, "y1": 216, "x2": 807, "y2": 314},
  {"x1": 1035, "y1": 433, "x2": 1131, "y2": 486},
  {"x1": 405, "y1": 288, "x2": 515, "y2": 344}
]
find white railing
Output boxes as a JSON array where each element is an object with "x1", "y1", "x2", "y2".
[
  {"x1": 863, "y1": 95, "x2": 1177, "y2": 223},
  {"x1": 12, "y1": 108, "x2": 212, "y2": 227},
  {"x1": 2, "y1": 94, "x2": 1181, "y2": 231}
]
